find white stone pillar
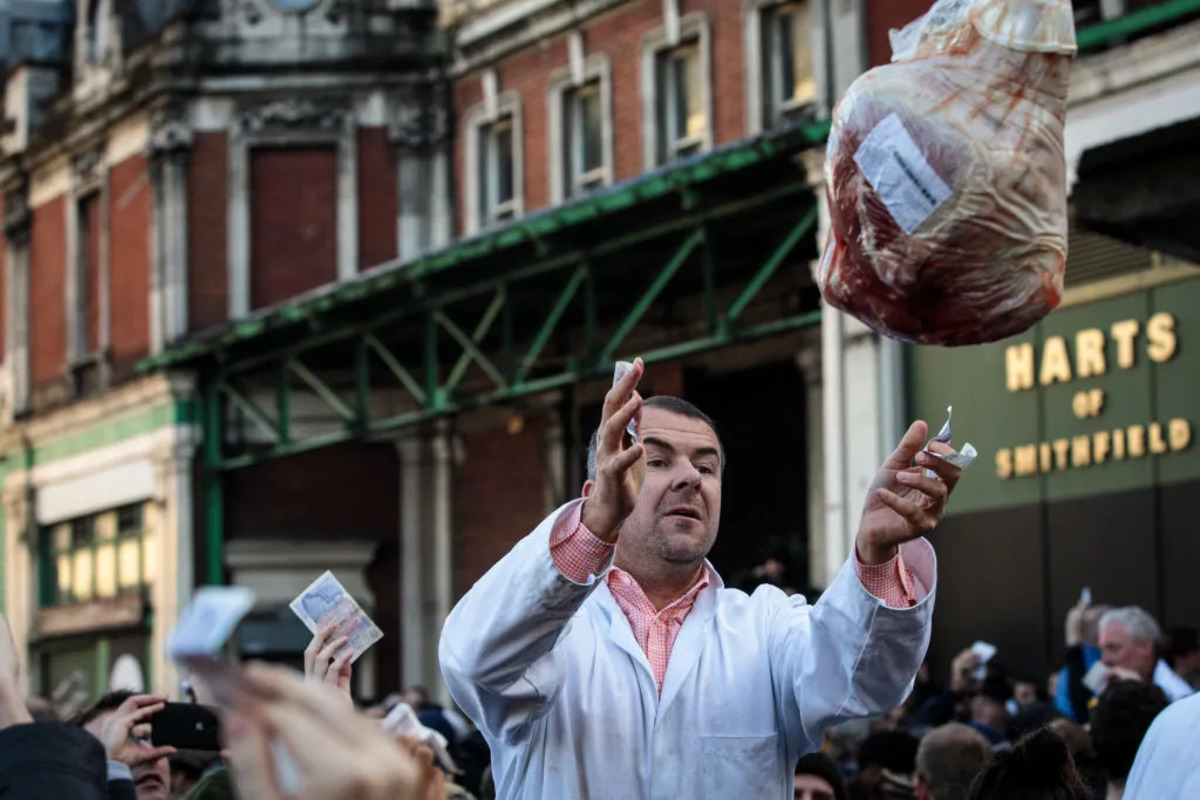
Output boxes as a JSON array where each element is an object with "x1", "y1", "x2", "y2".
[
  {"x1": 396, "y1": 437, "x2": 426, "y2": 691},
  {"x1": 430, "y1": 422, "x2": 454, "y2": 707}
]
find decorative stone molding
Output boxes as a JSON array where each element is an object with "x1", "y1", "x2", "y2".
[
  {"x1": 238, "y1": 99, "x2": 352, "y2": 136},
  {"x1": 148, "y1": 107, "x2": 194, "y2": 156},
  {"x1": 71, "y1": 147, "x2": 105, "y2": 186},
  {"x1": 389, "y1": 89, "x2": 449, "y2": 151}
]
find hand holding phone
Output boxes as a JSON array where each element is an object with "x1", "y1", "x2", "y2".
[{"x1": 151, "y1": 702, "x2": 222, "y2": 751}]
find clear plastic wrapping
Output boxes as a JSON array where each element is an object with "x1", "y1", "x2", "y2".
[{"x1": 818, "y1": 0, "x2": 1076, "y2": 346}]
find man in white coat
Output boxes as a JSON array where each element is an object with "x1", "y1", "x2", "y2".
[{"x1": 439, "y1": 359, "x2": 961, "y2": 799}]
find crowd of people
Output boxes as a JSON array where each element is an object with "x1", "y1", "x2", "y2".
[{"x1": 0, "y1": 364, "x2": 1197, "y2": 799}]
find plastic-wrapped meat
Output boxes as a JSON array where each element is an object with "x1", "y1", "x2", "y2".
[{"x1": 818, "y1": 0, "x2": 1076, "y2": 346}]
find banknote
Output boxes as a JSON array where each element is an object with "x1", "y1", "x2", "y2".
[
  {"x1": 289, "y1": 571, "x2": 383, "y2": 664},
  {"x1": 382, "y1": 702, "x2": 458, "y2": 773},
  {"x1": 613, "y1": 361, "x2": 639, "y2": 443},
  {"x1": 168, "y1": 586, "x2": 256, "y2": 661},
  {"x1": 924, "y1": 405, "x2": 977, "y2": 476}
]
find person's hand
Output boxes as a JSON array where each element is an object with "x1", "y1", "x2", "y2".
[
  {"x1": 0, "y1": 613, "x2": 30, "y2": 729},
  {"x1": 304, "y1": 625, "x2": 353, "y2": 705},
  {"x1": 1108, "y1": 666, "x2": 1143, "y2": 684},
  {"x1": 224, "y1": 663, "x2": 434, "y2": 800},
  {"x1": 950, "y1": 648, "x2": 982, "y2": 694},
  {"x1": 1065, "y1": 596, "x2": 1090, "y2": 647},
  {"x1": 91, "y1": 694, "x2": 177, "y2": 767},
  {"x1": 856, "y1": 420, "x2": 962, "y2": 565},
  {"x1": 580, "y1": 358, "x2": 645, "y2": 542},
  {"x1": 394, "y1": 735, "x2": 447, "y2": 800}
]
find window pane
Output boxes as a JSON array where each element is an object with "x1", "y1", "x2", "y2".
[
  {"x1": 655, "y1": 55, "x2": 671, "y2": 162},
  {"x1": 118, "y1": 538, "x2": 142, "y2": 592},
  {"x1": 95, "y1": 543, "x2": 117, "y2": 598},
  {"x1": 72, "y1": 549, "x2": 94, "y2": 602},
  {"x1": 142, "y1": 534, "x2": 157, "y2": 587},
  {"x1": 117, "y1": 505, "x2": 142, "y2": 533},
  {"x1": 53, "y1": 524, "x2": 70, "y2": 552},
  {"x1": 581, "y1": 86, "x2": 604, "y2": 174},
  {"x1": 477, "y1": 126, "x2": 490, "y2": 218},
  {"x1": 562, "y1": 93, "x2": 576, "y2": 195},
  {"x1": 790, "y1": 3, "x2": 816, "y2": 102},
  {"x1": 672, "y1": 54, "x2": 691, "y2": 141},
  {"x1": 56, "y1": 554, "x2": 71, "y2": 603},
  {"x1": 494, "y1": 121, "x2": 515, "y2": 206},
  {"x1": 71, "y1": 518, "x2": 94, "y2": 548},
  {"x1": 777, "y1": 11, "x2": 797, "y2": 102}
]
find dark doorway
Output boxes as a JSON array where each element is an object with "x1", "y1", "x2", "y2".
[{"x1": 685, "y1": 360, "x2": 810, "y2": 593}]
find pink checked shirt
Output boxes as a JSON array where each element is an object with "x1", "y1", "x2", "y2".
[{"x1": 550, "y1": 502, "x2": 919, "y2": 694}]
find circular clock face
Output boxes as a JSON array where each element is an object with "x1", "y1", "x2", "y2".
[{"x1": 272, "y1": 0, "x2": 323, "y2": 12}]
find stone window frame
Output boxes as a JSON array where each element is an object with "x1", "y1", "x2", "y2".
[
  {"x1": 743, "y1": 0, "x2": 827, "y2": 135},
  {"x1": 463, "y1": 78, "x2": 525, "y2": 235},
  {"x1": 546, "y1": 52, "x2": 615, "y2": 205},
  {"x1": 227, "y1": 100, "x2": 359, "y2": 319},
  {"x1": 66, "y1": 147, "x2": 111, "y2": 395},
  {"x1": 640, "y1": 12, "x2": 715, "y2": 171}
]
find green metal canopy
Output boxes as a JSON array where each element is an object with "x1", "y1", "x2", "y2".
[{"x1": 143, "y1": 117, "x2": 834, "y2": 474}]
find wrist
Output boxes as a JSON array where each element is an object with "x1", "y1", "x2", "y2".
[
  {"x1": 579, "y1": 500, "x2": 618, "y2": 544},
  {"x1": 855, "y1": 535, "x2": 898, "y2": 566}
]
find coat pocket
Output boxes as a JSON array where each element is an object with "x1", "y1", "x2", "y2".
[{"x1": 700, "y1": 734, "x2": 782, "y2": 800}]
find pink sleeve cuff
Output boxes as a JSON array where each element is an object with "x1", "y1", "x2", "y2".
[
  {"x1": 549, "y1": 502, "x2": 616, "y2": 584},
  {"x1": 854, "y1": 547, "x2": 919, "y2": 609}
]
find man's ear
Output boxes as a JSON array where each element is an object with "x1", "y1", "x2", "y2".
[{"x1": 582, "y1": 479, "x2": 595, "y2": 498}]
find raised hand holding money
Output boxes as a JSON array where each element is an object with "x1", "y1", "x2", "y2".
[
  {"x1": 304, "y1": 625, "x2": 353, "y2": 705},
  {"x1": 857, "y1": 420, "x2": 963, "y2": 564},
  {"x1": 580, "y1": 357, "x2": 645, "y2": 542},
  {"x1": 289, "y1": 571, "x2": 383, "y2": 666}
]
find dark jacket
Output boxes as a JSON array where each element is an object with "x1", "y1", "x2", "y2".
[{"x1": 0, "y1": 721, "x2": 125, "y2": 799}]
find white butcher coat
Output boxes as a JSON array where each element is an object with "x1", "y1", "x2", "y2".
[
  {"x1": 1124, "y1": 691, "x2": 1200, "y2": 800},
  {"x1": 439, "y1": 499, "x2": 936, "y2": 800}
]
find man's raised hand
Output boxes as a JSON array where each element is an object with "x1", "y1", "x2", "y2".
[
  {"x1": 580, "y1": 358, "x2": 645, "y2": 542},
  {"x1": 856, "y1": 420, "x2": 962, "y2": 565}
]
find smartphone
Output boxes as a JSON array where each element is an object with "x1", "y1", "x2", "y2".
[
  {"x1": 970, "y1": 641, "x2": 997, "y2": 681},
  {"x1": 151, "y1": 702, "x2": 221, "y2": 751}
]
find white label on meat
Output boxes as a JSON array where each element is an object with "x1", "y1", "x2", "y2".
[{"x1": 853, "y1": 113, "x2": 953, "y2": 235}]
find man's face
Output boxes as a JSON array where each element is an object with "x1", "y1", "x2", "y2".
[
  {"x1": 1014, "y1": 681, "x2": 1038, "y2": 706},
  {"x1": 610, "y1": 407, "x2": 722, "y2": 571},
  {"x1": 1099, "y1": 621, "x2": 1155, "y2": 679},
  {"x1": 794, "y1": 773, "x2": 836, "y2": 800},
  {"x1": 83, "y1": 712, "x2": 170, "y2": 800}
]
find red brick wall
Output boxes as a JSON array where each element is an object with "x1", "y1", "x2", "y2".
[
  {"x1": 453, "y1": 0, "x2": 749, "y2": 232},
  {"x1": 249, "y1": 146, "x2": 338, "y2": 309},
  {"x1": 865, "y1": 0, "x2": 930, "y2": 66},
  {"x1": 30, "y1": 197, "x2": 66, "y2": 389},
  {"x1": 108, "y1": 154, "x2": 151, "y2": 379},
  {"x1": 80, "y1": 192, "x2": 102, "y2": 353},
  {"x1": 454, "y1": 418, "x2": 551, "y2": 595},
  {"x1": 357, "y1": 128, "x2": 397, "y2": 270},
  {"x1": 188, "y1": 132, "x2": 228, "y2": 331}
]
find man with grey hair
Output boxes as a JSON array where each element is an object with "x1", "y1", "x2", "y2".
[
  {"x1": 913, "y1": 723, "x2": 991, "y2": 800},
  {"x1": 1098, "y1": 606, "x2": 1193, "y2": 702}
]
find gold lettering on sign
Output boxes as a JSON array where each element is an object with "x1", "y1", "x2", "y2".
[
  {"x1": 1053, "y1": 439, "x2": 1071, "y2": 470},
  {"x1": 1094, "y1": 431, "x2": 1111, "y2": 463},
  {"x1": 996, "y1": 450, "x2": 1013, "y2": 479},
  {"x1": 1149, "y1": 423, "x2": 1168, "y2": 454},
  {"x1": 1015, "y1": 445, "x2": 1038, "y2": 476},
  {"x1": 1075, "y1": 328, "x2": 1107, "y2": 377},
  {"x1": 1111, "y1": 320, "x2": 1141, "y2": 369},
  {"x1": 1128, "y1": 425, "x2": 1146, "y2": 458},
  {"x1": 1072, "y1": 436, "x2": 1091, "y2": 467},
  {"x1": 1147, "y1": 312, "x2": 1177, "y2": 362},
  {"x1": 1170, "y1": 419, "x2": 1192, "y2": 450},
  {"x1": 1040, "y1": 337, "x2": 1073, "y2": 385},
  {"x1": 1006, "y1": 343, "x2": 1035, "y2": 392},
  {"x1": 1040, "y1": 442, "x2": 1053, "y2": 472},
  {"x1": 1113, "y1": 428, "x2": 1126, "y2": 460}
]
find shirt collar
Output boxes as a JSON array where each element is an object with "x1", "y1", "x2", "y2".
[{"x1": 607, "y1": 563, "x2": 717, "y2": 614}]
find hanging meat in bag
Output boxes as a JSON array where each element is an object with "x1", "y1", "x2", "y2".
[{"x1": 818, "y1": 0, "x2": 1076, "y2": 346}]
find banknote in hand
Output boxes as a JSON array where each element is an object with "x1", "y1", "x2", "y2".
[{"x1": 289, "y1": 571, "x2": 383, "y2": 664}]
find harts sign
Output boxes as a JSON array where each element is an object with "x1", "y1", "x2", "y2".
[{"x1": 994, "y1": 312, "x2": 1191, "y2": 480}]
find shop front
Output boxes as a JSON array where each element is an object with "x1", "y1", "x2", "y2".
[{"x1": 908, "y1": 273, "x2": 1200, "y2": 681}]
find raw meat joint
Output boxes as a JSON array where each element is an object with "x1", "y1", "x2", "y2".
[{"x1": 819, "y1": 0, "x2": 1076, "y2": 346}]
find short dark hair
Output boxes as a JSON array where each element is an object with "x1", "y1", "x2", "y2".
[
  {"x1": 1163, "y1": 626, "x2": 1199, "y2": 668},
  {"x1": 1090, "y1": 680, "x2": 1169, "y2": 782},
  {"x1": 586, "y1": 395, "x2": 723, "y2": 480},
  {"x1": 73, "y1": 690, "x2": 136, "y2": 728}
]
